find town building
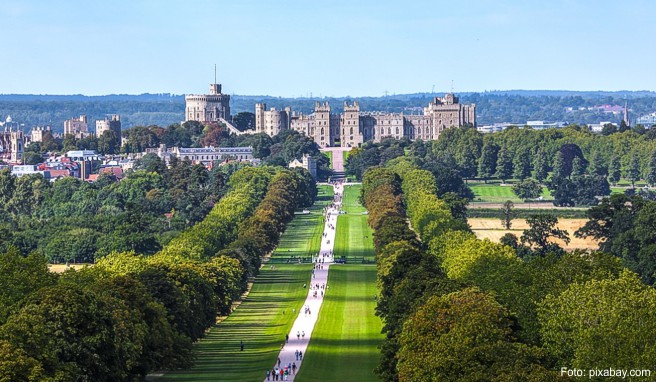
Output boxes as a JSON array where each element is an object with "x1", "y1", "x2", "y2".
[
  {"x1": 255, "y1": 94, "x2": 476, "y2": 148},
  {"x1": 30, "y1": 126, "x2": 51, "y2": 143},
  {"x1": 288, "y1": 154, "x2": 317, "y2": 179},
  {"x1": 95, "y1": 115, "x2": 122, "y2": 140},
  {"x1": 145, "y1": 144, "x2": 255, "y2": 166},
  {"x1": 636, "y1": 112, "x2": 656, "y2": 127},
  {"x1": 64, "y1": 115, "x2": 90, "y2": 138}
]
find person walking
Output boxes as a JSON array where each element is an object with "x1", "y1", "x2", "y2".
[
  {"x1": 285, "y1": 334, "x2": 289, "y2": 343},
  {"x1": 292, "y1": 362, "x2": 297, "y2": 374},
  {"x1": 297, "y1": 331, "x2": 300, "y2": 340},
  {"x1": 295, "y1": 349, "x2": 299, "y2": 360},
  {"x1": 240, "y1": 340, "x2": 244, "y2": 351},
  {"x1": 277, "y1": 357, "x2": 281, "y2": 367},
  {"x1": 266, "y1": 369, "x2": 270, "y2": 381}
]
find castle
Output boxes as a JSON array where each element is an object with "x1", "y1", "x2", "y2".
[
  {"x1": 185, "y1": 82, "x2": 476, "y2": 148},
  {"x1": 255, "y1": 93, "x2": 476, "y2": 147}
]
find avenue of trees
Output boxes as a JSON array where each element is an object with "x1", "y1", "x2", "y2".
[
  {"x1": 362, "y1": 161, "x2": 656, "y2": 381},
  {"x1": 0, "y1": 165, "x2": 316, "y2": 381}
]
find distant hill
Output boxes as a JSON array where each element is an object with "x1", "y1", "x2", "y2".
[{"x1": 1, "y1": 90, "x2": 656, "y2": 133}]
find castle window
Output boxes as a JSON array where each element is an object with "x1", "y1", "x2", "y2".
[
  {"x1": 396, "y1": 127, "x2": 399, "y2": 135},
  {"x1": 350, "y1": 127, "x2": 353, "y2": 135}
]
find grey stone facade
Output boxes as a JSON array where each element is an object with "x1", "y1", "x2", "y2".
[
  {"x1": 185, "y1": 83, "x2": 231, "y2": 123},
  {"x1": 256, "y1": 94, "x2": 476, "y2": 148}
]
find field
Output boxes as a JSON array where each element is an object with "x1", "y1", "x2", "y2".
[
  {"x1": 334, "y1": 185, "x2": 375, "y2": 261},
  {"x1": 295, "y1": 265, "x2": 383, "y2": 382},
  {"x1": 272, "y1": 185, "x2": 334, "y2": 260},
  {"x1": 343, "y1": 150, "x2": 350, "y2": 164},
  {"x1": 469, "y1": 182, "x2": 552, "y2": 203},
  {"x1": 154, "y1": 187, "x2": 332, "y2": 381},
  {"x1": 469, "y1": 218, "x2": 599, "y2": 250},
  {"x1": 48, "y1": 264, "x2": 89, "y2": 273}
]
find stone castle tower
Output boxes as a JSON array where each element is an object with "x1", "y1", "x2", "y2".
[
  {"x1": 10, "y1": 130, "x2": 24, "y2": 163},
  {"x1": 185, "y1": 83, "x2": 231, "y2": 123},
  {"x1": 314, "y1": 101, "x2": 332, "y2": 147},
  {"x1": 341, "y1": 101, "x2": 362, "y2": 148}
]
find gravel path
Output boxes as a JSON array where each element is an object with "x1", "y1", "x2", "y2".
[{"x1": 263, "y1": 183, "x2": 343, "y2": 382}]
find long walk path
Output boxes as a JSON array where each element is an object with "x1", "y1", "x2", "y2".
[{"x1": 264, "y1": 183, "x2": 343, "y2": 381}]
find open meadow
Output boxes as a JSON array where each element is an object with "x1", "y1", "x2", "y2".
[
  {"x1": 334, "y1": 185, "x2": 375, "y2": 261},
  {"x1": 469, "y1": 218, "x2": 599, "y2": 250}
]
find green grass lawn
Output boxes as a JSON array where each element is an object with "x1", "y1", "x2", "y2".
[
  {"x1": 155, "y1": 187, "x2": 333, "y2": 381},
  {"x1": 295, "y1": 265, "x2": 383, "y2": 382},
  {"x1": 335, "y1": 185, "x2": 374, "y2": 260},
  {"x1": 343, "y1": 150, "x2": 350, "y2": 164},
  {"x1": 273, "y1": 185, "x2": 334, "y2": 259},
  {"x1": 324, "y1": 151, "x2": 333, "y2": 169},
  {"x1": 469, "y1": 183, "x2": 552, "y2": 203}
]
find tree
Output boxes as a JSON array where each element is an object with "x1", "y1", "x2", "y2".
[
  {"x1": 397, "y1": 288, "x2": 556, "y2": 382},
  {"x1": 477, "y1": 140, "x2": 498, "y2": 183},
  {"x1": 521, "y1": 214, "x2": 570, "y2": 251},
  {"x1": 533, "y1": 148, "x2": 549, "y2": 183},
  {"x1": 134, "y1": 153, "x2": 167, "y2": 175},
  {"x1": 646, "y1": 150, "x2": 656, "y2": 187},
  {"x1": 618, "y1": 119, "x2": 630, "y2": 133},
  {"x1": 539, "y1": 271, "x2": 656, "y2": 371},
  {"x1": 500, "y1": 200, "x2": 514, "y2": 229},
  {"x1": 0, "y1": 283, "x2": 141, "y2": 381},
  {"x1": 0, "y1": 249, "x2": 56, "y2": 325},
  {"x1": 512, "y1": 178, "x2": 542, "y2": 202},
  {"x1": 626, "y1": 153, "x2": 641, "y2": 188},
  {"x1": 22, "y1": 152, "x2": 43, "y2": 165},
  {"x1": 512, "y1": 148, "x2": 532, "y2": 180},
  {"x1": 495, "y1": 145, "x2": 513, "y2": 183},
  {"x1": 232, "y1": 112, "x2": 255, "y2": 131},
  {"x1": 97, "y1": 130, "x2": 119, "y2": 154},
  {"x1": 571, "y1": 156, "x2": 585, "y2": 176},
  {"x1": 588, "y1": 151, "x2": 607, "y2": 177},
  {"x1": 608, "y1": 155, "x2": 621, "y2": 185},
  {"x1": 556, "y1": 143, "x2": 585, "y2": 178},
  {"x1": 551, "y1": 151, "x2": 567, "y2": 179},
  {"x1": 601, "y1": 123, "x2": 617, "y2": 136}
]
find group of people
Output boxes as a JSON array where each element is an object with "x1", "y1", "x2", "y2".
[{"x1": 266, "y1": 362, "x2": 297, "y2": 381}]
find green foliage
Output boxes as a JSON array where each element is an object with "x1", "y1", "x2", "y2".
[
  {"x1": 521, "y1": 214, "x2": 570, "y2": 251},
  {"x1": 533, "y1": 148, "x2": 549, "y2": 182},
  {"x1": 0, "y1": 249, "x2": 57, "y2": 325},
  {"x1": 477, "y1": 139, "x2": 498, "y2": 181},
  {"x1": 513, "y1": 148, "x2": 532, "y2": 180},
  {"x1": 608, "y1": 155, "x2": 621, "y2": 185},
  {"x1": 495, "y1": 145, "x2": 513, "y2": 183},
  {"x1": 512, "y1": 178, "x2": 542, "y2": 201},
  {"x1": 539, "y1": 271, "x2": 656, "y2": 371},
  {"x1": 625, "y1": 153, "x2": 641, "y2": 187},
  {"x1": 398, "y1": 288, "x2": 556, "y2": 382},
  {"x1": 500, "y1": 200, "x2": 514, "y2": 229}
]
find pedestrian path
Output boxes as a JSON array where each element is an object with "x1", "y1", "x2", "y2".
[{"x1": 264, "y1": 183, "x2": 343, "y2": 382}]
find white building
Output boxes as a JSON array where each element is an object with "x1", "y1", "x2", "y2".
[{"x1": 146, "y1": 144, "x2": 255, "y2": 166}]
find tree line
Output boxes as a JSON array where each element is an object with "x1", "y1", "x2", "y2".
[
  {"x1": 347, "y1": 125, "x2": 656, "y2": 207},
  {"x1": 0, "y1": 165, "x2": 316, "y2": 381},
  {"x1": 362, "y1": 161, "x2": 656, "y2": 381}
]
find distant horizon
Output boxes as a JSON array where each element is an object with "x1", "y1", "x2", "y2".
[{"x1": 2, "y1": 88, "x2": 656, "y2": 99}]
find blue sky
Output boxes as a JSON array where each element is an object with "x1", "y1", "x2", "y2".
[{"x1": 1, "y1": 0, "x2": 654, "y2": 96}]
